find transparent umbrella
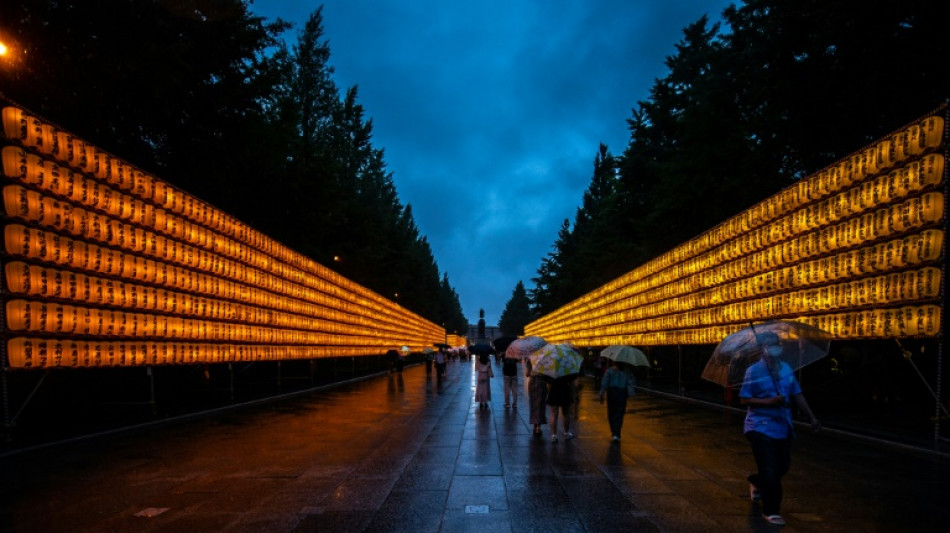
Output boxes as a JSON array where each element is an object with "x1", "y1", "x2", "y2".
[
  {"x1": 600, "y1": 345, "x2": 650, "y2": 367},
  {"x1": 505, "y1": 336, "x2": 547, "y2": 360},
  {"x1": 702, "y1": 320, "x2": 833, "y2": 388}
]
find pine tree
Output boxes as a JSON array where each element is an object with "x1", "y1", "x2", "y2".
[{"x1": 499, "y1": 281, "x2": 534, "y2": 336}]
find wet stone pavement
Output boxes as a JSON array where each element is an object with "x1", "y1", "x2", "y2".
[{"x1": 2, "y1": 359, "x2": 949, "y2": 532}]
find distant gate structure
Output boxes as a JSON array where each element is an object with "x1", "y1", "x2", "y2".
[
  {"x1": 0, "y1": 102, "x2": 445, "y2": 370},
  {"x1": 526, "y1": 107, "x2": 946, "y2": 346}
]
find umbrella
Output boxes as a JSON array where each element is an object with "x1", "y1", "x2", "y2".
[
  {"x1": 433, "y1": 343, "x2": 451, "y2": 349},
  {"x1": 492, "y1": 335, "x2": 519, "y2": 356},
  {"x1": 601, "y1": 345, "x2": 650, "y2": 367},
  {"x1": 701, "y1": 320, "x2": 833, "y2": 388},
  {"x1": 469, "y1": 343, "x2": 495, "y2": 356},
  {"x1": 400, "y1": 346, "x2": 410, "y2": 355},
  {"x1": 528, "y1": 343, "x2": 583, "y2": 379},
  {"x1": 505, "y1": 336, "x2": 547, "y2": 360}
]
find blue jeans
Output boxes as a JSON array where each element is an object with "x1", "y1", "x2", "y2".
[{"x1": 746, "y1": 431, "x2": 792, "y2": 516}]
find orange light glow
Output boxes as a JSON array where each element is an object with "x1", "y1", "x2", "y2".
[
  {"x1": 526, "y1": 113, "x2": 946, "y2": 346},
  {"x1": 1, "y1": 106, "x2": 446, "y2": 369}
]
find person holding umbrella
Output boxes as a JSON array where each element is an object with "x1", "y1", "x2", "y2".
[
  {"x1": 506, "y1": 336, "x2": 550, "y2": 436},
  {"x1": 599, "y1": 360, "x2": 636, "y2": 442},
  {"x1": 739, "y1": 331, "x2": 820, "y2": 527},
  {"x1": 547, "y1": 375, "x2": 577, "y2": 442},
  {"x1": 434, "y1": 348, "x2": 447, "y2": 381}
]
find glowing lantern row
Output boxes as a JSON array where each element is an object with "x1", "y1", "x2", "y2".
[
  {"x1": 551, "y1": 265, "x2": 941, "y2": 334},
  {"x1": 3, "y1": 299, "x2": 436, "y2": 348},
  {"x1": 0, "y1": 178, "x2": 420, "y2": 330},
  {"x1": 0, "y1": 187, "x2": 440, "y2": 335},
  {"x1": 0, "y1": 107, "x2": 447, "y2": 363},
  {"x1": 5, "y1": 337, "x2": 414, "y2": 369},
  {"x1": 2, "y1": 262, "x2": 433, "y2": 341},
  {"x1": 534, "y1": 223, "x2": 943, "y2": 333},
  {"x1": 597, "y1": 123, "x2": 946, "y2": 287},
  {"x1": 539, "y1": 185, "x2": 944, "y2": 328},
  {"x1": 1, "y1": 250, "x2": 436, "y2": 341},
  {"x1": 532, "y1": 264, "x2": 939, "y2": 337},
  {"x1": 532, "y1": 119, "x2": 945, "y2": 324},
  {"x1": 533, "y1": 305, "x2": 941, "y2": 348},
  {"x1": 446, "y1": 334, "x2": 466, "y2": 346},
  {"x1": 0, "y1": 107, "x2": 425, "y2": 323}
]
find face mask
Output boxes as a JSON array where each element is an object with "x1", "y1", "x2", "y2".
[{"x1": 766, "y1": 345, "x2": 783, "y2": 357}]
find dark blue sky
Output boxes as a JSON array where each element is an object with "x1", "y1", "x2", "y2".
[{"x1": 249, "y1": 1, "x2": 733, "y2": 326}]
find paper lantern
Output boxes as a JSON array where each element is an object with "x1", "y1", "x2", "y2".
[{"x1": 918, "y1": 116, "x2": 944, "y2": 151}]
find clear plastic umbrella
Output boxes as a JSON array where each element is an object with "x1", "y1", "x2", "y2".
[
  {"x1": 528, "y1": 343, "x2": 583, "y2": 379},
  {"x1": 505, "y1": 336, "x2": 547, "y2": 360},
  {"x1": 600, "y1": 345, "x2": 650, "y2": 367},
  {"x1": 702, "y1": 320, "x2": 833, "y2": 388}
]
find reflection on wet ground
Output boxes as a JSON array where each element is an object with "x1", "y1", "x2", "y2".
[{"x1": 2, "y1": 359, "x2": 949, "y2": 532}]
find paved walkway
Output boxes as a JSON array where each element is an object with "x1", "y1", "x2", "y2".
[{"x1": 2, "y1": 360, "x2": 949, "y2": 532}]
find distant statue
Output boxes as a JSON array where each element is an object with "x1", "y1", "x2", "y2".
[{"x1": 478, "y1": 308, "x2": 486, "y2": 339}]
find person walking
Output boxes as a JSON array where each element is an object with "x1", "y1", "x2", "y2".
[
  {"x1": 547, "y1": 376, "x2": 576, "y2": 442},
  {"x1": 740, "y1": 332, "x2": 820, "y2": 527},
  {"x1": 599, "y1": 360, "x2": 636, "y2": 442},
  {"x1": 434, "y1": 348, "x2": 447, "y2": 381},
  {"x1": 501, "y1": 355, "x2": 519, "y2": 408},
  {"x1": 524, "y1": 358, "x2": 549, "y2": 436},
  {"x1": 474, "y1": 353, "x2": 494, "y2": 409}
]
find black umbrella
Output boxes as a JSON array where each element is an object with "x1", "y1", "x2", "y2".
[
  {"x1": 492, "y1": 336, "x2": 519, "y2": 355},
  {"x1": 469, "y1": 343, "x2": 495, "y2": 356},
  {"x1": 433, "y1": 343, "x2": 451, "y2": 349}
]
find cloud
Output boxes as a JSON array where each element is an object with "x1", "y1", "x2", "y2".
[{"x1": 251, "y1": 0, "x2": 733, "y2": 326}]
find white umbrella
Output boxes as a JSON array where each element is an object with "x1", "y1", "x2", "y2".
[{"x1": 600, "y1": 345, "x2": 650, "y2": 367}]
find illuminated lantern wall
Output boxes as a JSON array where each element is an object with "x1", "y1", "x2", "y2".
[
  {"x1": 526, "y1": 110, "x2": 947, "y2": 347},
  {"x1": 0, "y1": 106, "x2": 445, "y2": 369},
  {"x1": 446, "y1": 334, "x2": 466, "y2": 347}
]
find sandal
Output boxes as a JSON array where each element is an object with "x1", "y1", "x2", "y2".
[{"x1": 762, "y1": 514, "x2": 786, "y2": 526}]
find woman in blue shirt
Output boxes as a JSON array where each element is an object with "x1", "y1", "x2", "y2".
[{"x1": 739, "y1": 332, "x2": 820, "y2": 527}]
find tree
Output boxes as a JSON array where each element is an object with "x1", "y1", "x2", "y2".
[
  {"x1": 498, "y1": 281, "x2": 534, "y2": 336},
  {"x1": 0, "y1": 0, "x2": 289, "y2": 211},
  {"x1": 438, "y1": 274, "x2": 469, "y2": 336},
  {"x1": 0, "y1": 2, "x2": 465, "y2": 326},
  {"x1": 531, "y1": 0, "x2": 950, "y2": 316}
]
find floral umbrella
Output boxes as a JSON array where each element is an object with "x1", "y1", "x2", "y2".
[
  {"x1": 505, "y1": 336, "x2": 547, "y2": 360},
  {"x1": 528, "y1": 343, "x2": 583, "y2": 379}
]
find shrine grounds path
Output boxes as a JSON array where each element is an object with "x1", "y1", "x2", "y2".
[{"x1": 2, "y1": 358, "x2": 949, "y2": 532}]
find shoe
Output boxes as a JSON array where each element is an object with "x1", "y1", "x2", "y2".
[
  {"x1": 512, "y1": 403, "x2": 517, "y2": 408},
  {"x1": 504, "y1": 403, "x2": 510, "y2": 408},
  {"x1": 612, "y1": 435, "x2": 620, "y2": 442},
  {"x1": 749, "y1": 483, "x2": 761, "y2": 503},
  {"x1": 551, "y1": 434, "x2": 558, "y2": 442},
  {"x1": 564, "y1": 432, "x2": 575, "y2": 440},
  {"x1": 762, "y1": 514, "x2": 785, "y2": 526}
]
